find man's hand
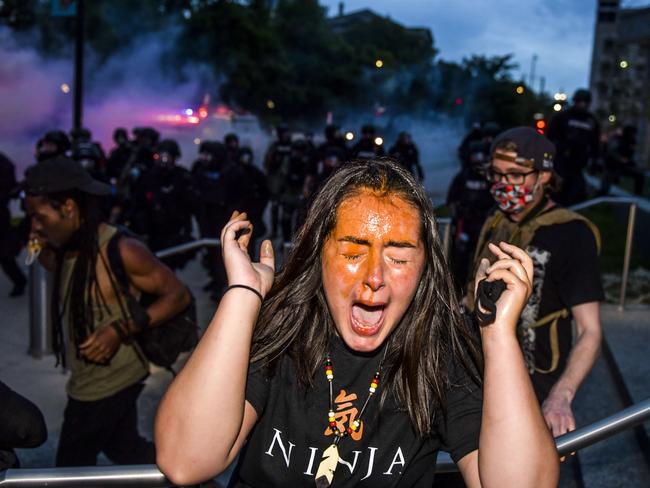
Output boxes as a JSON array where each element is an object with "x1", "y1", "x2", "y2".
[
  {"x1": 79, "y1": 325, "x2": 122, "y2": 364},
  {"x1": 542, "y1": 388, "x2": 575, "y2": 438}
]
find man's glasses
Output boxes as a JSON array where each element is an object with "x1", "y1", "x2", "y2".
[{"x1": 487, "y1": 168, "x2": 537, "y2": 185}]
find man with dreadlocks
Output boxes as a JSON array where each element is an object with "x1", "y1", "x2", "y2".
[{"x1": 23, "y1": 157, "x2": 191, "y2": 467}]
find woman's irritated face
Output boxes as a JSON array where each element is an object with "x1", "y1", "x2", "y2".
[{"x1": 322, "y1": 189, "x2": 426, "y2": 352}]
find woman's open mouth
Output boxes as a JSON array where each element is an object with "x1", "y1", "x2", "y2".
[{"x1": 350, "y1": 302, "x2": 386, "y2": 337}]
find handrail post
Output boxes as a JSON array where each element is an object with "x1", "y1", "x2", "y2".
[
  {"x1": 28, "y1": 262, "x2": 52, "y2": 358},
  {"x1": 619, "y1": 203, "x2": 637, "y2": 311}
]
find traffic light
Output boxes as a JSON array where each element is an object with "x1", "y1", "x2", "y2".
[{"x1": 533, "y1": 113, "x2": 547, "y2": 135}]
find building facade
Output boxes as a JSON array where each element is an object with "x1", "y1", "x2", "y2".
[{"x1": 590, "y1": 0, "x2": 650, "y2": 167}]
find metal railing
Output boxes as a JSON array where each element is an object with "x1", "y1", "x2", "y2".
[
  {"x1": 154, "y1": 238, "x2": 220, "y2": 259},
  {"x1": 568, "y1": 196, "x2": 641, "y2": 310},
  {"x1": 1, "y1": 398, "x2": 648, "y2": 486}
]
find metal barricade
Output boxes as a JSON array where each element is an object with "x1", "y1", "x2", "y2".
[{"x1": 1, "y1": 398, "x2": 648, "y2": 486}]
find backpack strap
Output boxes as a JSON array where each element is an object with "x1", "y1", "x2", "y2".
[
  {"x1": 107, "y1": 231, "x2": 130, "y2": 292},
  {"x1": 105, "y1": 231, "x2": 150, "y2": 332},
  {"x1": 101, "y1": 232, "x2": 149, "y2": 367}
]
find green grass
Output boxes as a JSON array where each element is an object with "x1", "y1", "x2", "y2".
[
  {"x1": 614, "y1": 174, "x2": 650, "y2": 199},
  {"x1": 577, "y1": 203, "x2": 650, "y2": 273}
]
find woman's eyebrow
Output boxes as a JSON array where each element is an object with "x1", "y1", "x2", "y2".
[
  {"x1": 338, "y1": 236, "x2": 416, "y2": 248},
  {"x1": 386, "y1": 240, "x2": 417, "y2": 248},
  {"x1": 338, "y1": 236, "x2": 370, "y2": 246}
]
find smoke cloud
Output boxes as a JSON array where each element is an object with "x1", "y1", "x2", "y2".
[
  {"x1": 0, "y1": 25, "x2": 463, "y2": 202},
  {"x1": 0, "y1": 26, "x2": 271, "y2": 176}
]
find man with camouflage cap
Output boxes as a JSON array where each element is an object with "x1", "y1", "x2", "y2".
[{"x1": 467, "y1": 128, "x2": 603, "y2": 468}]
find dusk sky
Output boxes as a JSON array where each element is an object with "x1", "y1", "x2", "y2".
[{"x1": 321, "y1": 0, "x2": 650, "y2": 97}]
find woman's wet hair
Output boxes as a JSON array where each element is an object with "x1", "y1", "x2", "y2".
[{"x1": 251, "y1": 158, "x2": 482, "y2": 436}]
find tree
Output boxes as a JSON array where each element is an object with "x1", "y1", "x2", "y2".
[{"x1": 1, "y1": 1, "x2": 548, "y2": 128}]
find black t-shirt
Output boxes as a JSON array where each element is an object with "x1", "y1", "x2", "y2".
[
  {"x1": 230, "y1": 337, "x2": 482, "y2": 487},
  {"x1": 521, "y1": 220, "x2": 604, "y2": 401}
]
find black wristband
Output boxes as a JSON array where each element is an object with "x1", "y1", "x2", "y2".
[{"x1": 226, "y1": 284, "x2": 264, "y2": 303}]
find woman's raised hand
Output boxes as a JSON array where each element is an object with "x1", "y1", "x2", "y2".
[
  {"x1": 220, "y1": 210, "x2": 275, "y2": 298},
  {"x1": 474, "y1": 241, "x2": 533, "y2": 333}
]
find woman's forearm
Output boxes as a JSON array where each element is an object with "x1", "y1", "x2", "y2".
[
  {"x1": 478, "y1": 328, "x2": 559, "y2": 487},
  {"x1": 154, "y1": 288, "x2": 260, "y2": 482}
]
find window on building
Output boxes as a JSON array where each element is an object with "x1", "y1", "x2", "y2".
[
  {"x1": 601, "y1": 61, "x2": 612, "y2": 75},
  {"x1": 598, "y1": 11, "x2": 616, "y2": 22}
]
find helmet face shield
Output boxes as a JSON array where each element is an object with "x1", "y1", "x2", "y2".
[
  {"x1": 158, "y1": 152, "x2": 175, "y2": 167},
  {"x1": 198, "y1": 152, "x2": 212, "y2": 163},
  {"x1": 78, "y1": 158, "x2": 95, "y2": 169}
]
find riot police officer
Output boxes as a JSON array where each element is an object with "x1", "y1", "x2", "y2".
[
  {"x1": 598, "y1": 125, "x2": 645, "y2": 196},
  {"x1": 117, "y1": 127, "x2": 160, "y2": 234},
  {"x1": 547, "y1": 89, "x2": 600, "y2": 205},
  {"x1": 137, "y1": 139, "x2": 196, "y2": 270},
  {"x1": 446, "y1": 126, "x2": 497, "y2": 290},
  {"x1": 264, "y1": 124, "x2": 293, "y2": 238},
  {"x1": 107, "y1": 128, "x2": 132, "y2": 182},
  {"x1": 351, "y1": 124, "x2": 385, "y2": 159},
  {"x1": 312, "y1": 124, "x2": 347, "y2": 189},
  {"x1": 322, "y1": 124, "x2": 348, "y2": 153},
  {"x1": 72, "y1": 141, "x2": 118, "y2": 221},
  {"x1": 72, "y1": 141, "x2": 109, "y2": 184},
  {"x1": 224, "y1": 133, "x2": 241, "y2": 165},
  {"x1": 279, "y1": 138, "x2": 312, "y2": 242},
  {"x1": 192, "y1": 140, "x2": 243, "y2": 297},
  {"x1": 35, "y1": 130, "x2": 71, "y2": 162},
  {"x1": 457, "y1": 123, "x2": 484, "y2": 169},
  {"x1": 389, "y1": 131, "x2": 423, "y2": 180},
  {"x1": 237, "y1": 147, "x2": 270, "y2": 242},
  {"x1": 70, "y1": 127, "x2": 106, "y2": 168}
]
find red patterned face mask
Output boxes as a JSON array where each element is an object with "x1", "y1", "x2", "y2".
[{"x1": 490, "y1": 181, "x2": 535, "y2": 214}]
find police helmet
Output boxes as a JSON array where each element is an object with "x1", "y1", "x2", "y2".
[
  {"x1": 199, "y1": 141, "x2": 226, "y2": 160},
  {"x1": 113, "y1": 127, "x2": 128, "y2": 142},
  {"x1": 157, "y1": 139, "x2": 181, "y2": 158},
  {"x1": 42, "y1": 130, "x2": 71, "y2": 154},
  {"x1": 224, "y1": 133, "x2": 239, "y2": 145},
  {"x1": 573, "y1": 89, "x2": 592, "y2": 104}
]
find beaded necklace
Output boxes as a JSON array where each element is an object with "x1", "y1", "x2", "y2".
[{"x1": 315, "y1": 347, "x2": 387, "y2": 487}]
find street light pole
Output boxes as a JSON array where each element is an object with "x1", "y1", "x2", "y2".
[
  {"x1": 529, "y1": 53, "x2": 538, "y2": 90},
  {"x1": 73, "y1": 0, "x2": 85, "y2": 132}
]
